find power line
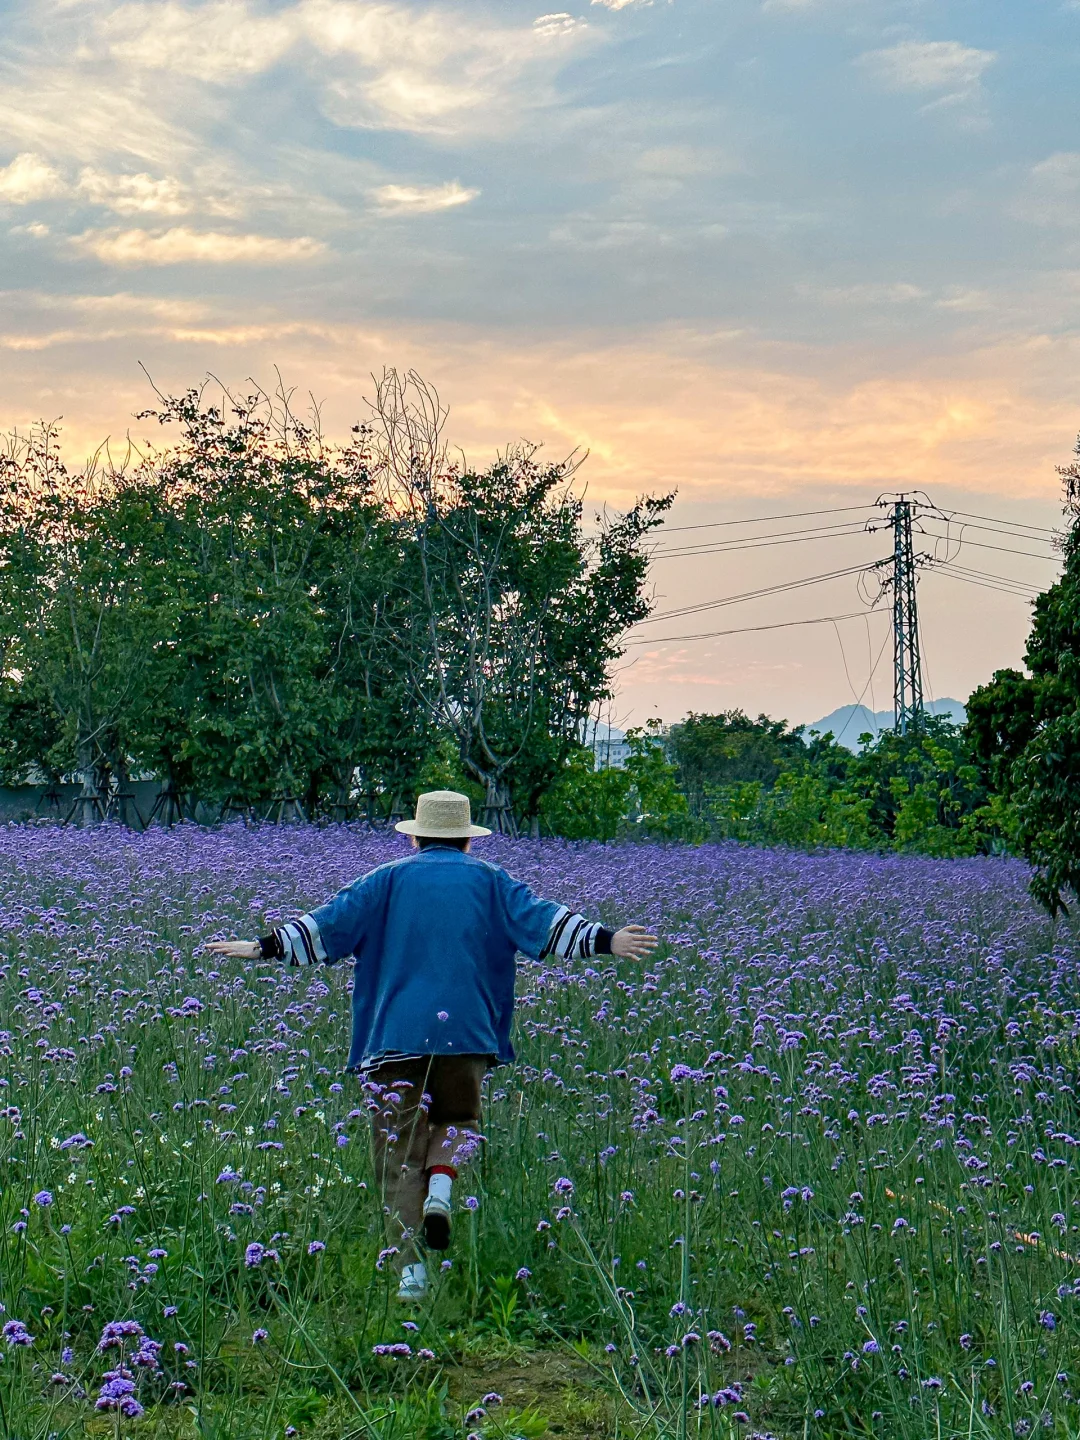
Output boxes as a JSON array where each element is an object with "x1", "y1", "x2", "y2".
[
  {"x1": 931, "y1": 559, "x2": 1044, "y2": 591},
  {"x1": 828, "y1": 625, "x2": 895, "y2": 745},
  {"x1": 933, "y1": 559, "x2": 1042, "y2": 592},
  {"x1": 657, "y1": 504, "x2": 876, "y2": 535},
  {"x1": 934, "y1": 575, "x2": 1039, "y2": 600},
  {"x1": 917, "y1": 603, "x2": 936, "y2": 710},
  {"x1": 651, "y1": 522, "x2": 872, "y2": 561},
  {"x1": 649, "y1": 513, "x2": 1058, "y2": 564},
  {"x1": 934, "y1": 574, "x2": 1036, "y2": 601},
  {"x1": 930, "y1": 517, "x2": 1059, "y2": 548},
  {"x1": 653, "y1": 517, "x2": 871, "y2": 550},
  {"x1": 920, "y1": 530, "x2": 1061, "y2": 563},
  {"x1": 651, "y1": 501, "x2": 1057, "y2": 540},
  {"x1": 946, "y1": 507, "x2": 1058, "y2": 537},
  {"x1": 864, "y1": 613, "x2": 880, "y2": 725},
  {"x1": 929, "y1": 567, "x2": 1040, "y2": 600},
  {"x1": 831, "y1": 616, "x2": 871, "y2": 719},
  {"x1": 633, "y1": 493, "x2": 1061, "y2": 736},
  {"x1": 625, "y1": 608, "x2": 884, "y2": 647},
  {"x1": 638, "y1": 561, "x2": 878, "y2": 626}
]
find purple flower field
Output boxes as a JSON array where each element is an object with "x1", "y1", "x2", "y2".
[{"x1": 1, "y1": 823, "x2": 1078, "y2": 1438}]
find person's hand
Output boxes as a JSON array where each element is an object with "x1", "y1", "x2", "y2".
[
  {"x1": 610, "y1": 925, "x2": 659, "y2": 961},
  {"x1": 206, "y1": 940, "x2": 261, "y2": 960}
]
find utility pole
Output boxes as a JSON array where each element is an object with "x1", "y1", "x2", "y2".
[{"x1": 887, "y1": 495, "x2": 924, "y2": 736}]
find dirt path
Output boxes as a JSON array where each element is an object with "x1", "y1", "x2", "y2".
[{"x1": 452, "y1": 1346, "x2": 624, "y2": 1438}]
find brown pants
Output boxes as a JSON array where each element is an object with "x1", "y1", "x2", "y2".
[{"x1": 366, "y1": 1054, "x2": 486, "y2": 1266}]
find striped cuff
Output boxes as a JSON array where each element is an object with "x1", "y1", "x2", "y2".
[
  {"x1": 542, "y1": 907, "x2": 613, "y2": 961},
  {"x1": 259, "y1": 914, "x2": 327, "y2": 967}
]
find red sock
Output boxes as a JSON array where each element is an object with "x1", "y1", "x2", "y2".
[{"x1": 428, "y1": 1164, "x2": 457, "y2": 1180}]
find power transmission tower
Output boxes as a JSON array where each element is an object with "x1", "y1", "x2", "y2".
[{"x1": 879, "y1": 495, "x2": 925, "y2": 735}]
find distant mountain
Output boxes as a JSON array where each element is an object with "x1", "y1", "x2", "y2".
[{"x1": 801, "y1": 699, "x2": 967, "y2": 752}]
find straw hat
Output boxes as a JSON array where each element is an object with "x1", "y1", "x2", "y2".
[{"x1": 395, "y1": 790, "x2": 491, "y2": 839}]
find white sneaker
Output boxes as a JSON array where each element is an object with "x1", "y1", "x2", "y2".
[
  {"x1": 422, "y1": 1192, "x2": 452, "y2": 1251},
  {"x1": 397, "y1": 1262, "x2": 428, "y2": 1302}
]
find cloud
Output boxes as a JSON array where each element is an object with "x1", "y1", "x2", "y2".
[
  {"x1": 934, "y1": 288, "x2": 992, "y2": 312},
  {"x1": 533, "y1": 14, "x2": 583, "y2": 37},
  {"x1": 0, "y1": 288, "x2": 214, "y2": 351},
  {"x1": 67, "y1": 292, "x2": 211, "y2": 322},
  {"x1": 308, "y1": 1, "x2": 593, "y2": 134},
  {"x1": 591, "y1": 0, "x2": 652, "y2": 9},
  {"x1": 76, "y1": 169, "x2": 190, "y2": 216},
  {"x1": 635, "y1": 145, "x2": 715, "y2": 177},
  {"x1": 0, "y1": 153, "x2": 197, "y2": 217},
  {"x1": 811, "y1": 282, "x2": 928, "y2": 305},
  {"x1": 1017, "y1": 152, "x2": 1080, "y2": 226},
  {"x1": 101, "y1": 2, "x2": 297, "y2": 81},
  {"x1": 549, "y1": 214, "x2": 728, "y2": 251},
  {"x1": 3, "y1": 313, "x2": 1076, "y2": 505},
  {"x1": 0, "y1": 74, "x2": 193, "y2": 169},
  {"x1": 96, "y1": 0, "x2": 594, "y2": 136},
  {"x1": 859, "y1": 40, "x2": 995, "y2": 97},
  {"x1": 797, "y1": 279, "x2": 993, "y2": 316},
  {"x1": 1032, "y1": 152, "x2": 1080, "y2": 188},
  {"x1": 69, "y1": 227, "x2": 326, "y2": 265},
  {"x1": 371, "y1": 181, "x2": 479, "y2": 214},
  {"x1": 0, "y1": 152, "x2": 66, "y2": 203}
]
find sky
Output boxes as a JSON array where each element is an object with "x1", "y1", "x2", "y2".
[{"x1": 0, "y1": 0, "x2": 1077, "y2": 729}]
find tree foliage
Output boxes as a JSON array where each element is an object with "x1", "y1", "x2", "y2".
[
  {"x1": 0, "y1": 423, "x2": 178, "y2": 819},
  {"x1": 370, "y1": 371, "x2": 670, "y2": 832},
  {"x1": 0, "y1": 373, "x2": 666, "y2": 828},
  {"x1": 667, "y1": 709, "x2": 808, "y2": 813},
  {"x1": 965, "y1": 436, "x2": 1080, "y2": 912},
  {"x1": 672, "y1": 714, "x2": 990, "y2": 855}
]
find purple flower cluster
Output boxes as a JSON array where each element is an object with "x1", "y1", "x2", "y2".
[
  {"x1": 91, "y1": 1320, "x2": 166, "y2": 1418},
  {"x1": 2, "y1": 1320, "x2": 34, "y2": 1347},
  {"x1": 1, "y1": 822, "x2": 1078, "y2": 1429},
  {"x1": 95, "y1": 1369, "x2": 144, "y2": 1419}
]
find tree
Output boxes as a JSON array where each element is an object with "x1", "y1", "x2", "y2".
[
  {"x1": 131, "y1": 384, "x2": 414, "y2": 818},
  {"x1": 965, "y1": 438, "x2": 1080, "y2": 911},
  {"x1": 309, "y1": 466, "x2": 432, "y2": 821},
  {"x1": 0, "y1": 673, "x2": 67, "y2": 788},
  {"x1": 667, "y1": 710, "x2": 808, "y2": 815},
  {"x1": 0, "y1": 424, "x2": 177, "y2": 824},
  {"x1": 538, "y1": 747, "x2": 632, "y2": 842},
  {"x1": 369, "y1": 370, "x2": 671, "y2": 833},
  {"x1": 623, "y1": 723, "x2": 702, "y2": 841},
  {"x1": 661, "y1": 709, "x2": 992, "y2": 856},
  {"x1": 843, "y1": 718, "x2": 988, "y2": 855}
]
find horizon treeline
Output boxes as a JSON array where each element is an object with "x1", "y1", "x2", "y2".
[
  {"x1": 0, "y1": 370, "x2": 669, "y2": 833},
  {"x1": 5, "y1": 372, "x2": 1080, "y2": 912}
]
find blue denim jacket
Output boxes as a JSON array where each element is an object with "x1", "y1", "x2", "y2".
[{"x1": 300, "y1": 846, "x2": 560, "y2": 1069}]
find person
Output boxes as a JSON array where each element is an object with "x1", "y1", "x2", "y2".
[{"x1": 208, "y1": 789, "x2": 658, "y2": 1302}]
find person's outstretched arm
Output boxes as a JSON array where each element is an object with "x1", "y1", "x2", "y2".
[
  {"x1": 206, "y1": 870, "x2": 384, "y2": 965},
  {"x1": 540, "y1": 906, "x2": 658, "y2": 962},
  {"x1": 498, "y1": 873, "x2": 659, "y2": 964}
]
